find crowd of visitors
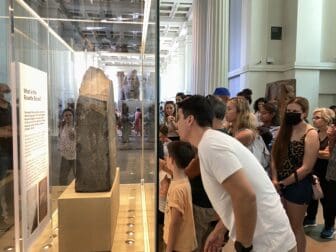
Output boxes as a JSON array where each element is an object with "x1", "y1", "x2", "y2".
[{"x1": 159, "y1": 89, "x2": 336, "y2": 252}]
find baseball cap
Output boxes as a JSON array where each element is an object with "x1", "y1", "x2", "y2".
[{"x1": 213, "y1": 87, "x2": 230, "y2": 97}]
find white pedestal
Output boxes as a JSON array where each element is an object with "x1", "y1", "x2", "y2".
[{"x1": 58, "y1": 168, "x2": 120, "y2": 252}]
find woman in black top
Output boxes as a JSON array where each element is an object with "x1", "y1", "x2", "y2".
[
  {"x1": 304, "y1": 108, "x2": 335, "y2": 234},
  {"x1": 271, "y1": 97, "x2": 319, "y2": 252}
]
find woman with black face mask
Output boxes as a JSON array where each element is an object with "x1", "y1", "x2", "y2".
[{"x1": 271, "y1": 97, "x2": 319, "y2": 252}]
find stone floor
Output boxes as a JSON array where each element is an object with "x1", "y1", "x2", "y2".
[{"x1": 1, "y1": 135, "x2": 336, "y2": 251}]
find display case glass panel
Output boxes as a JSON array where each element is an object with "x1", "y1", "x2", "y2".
[{"x1": 2, "y1": 0, "x2": 158, "y2": 251}]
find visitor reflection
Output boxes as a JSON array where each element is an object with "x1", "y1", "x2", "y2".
[
  {"x1": 121, "y1": 102, "x2": 132, "y2": 143},
  {"x1": 133, "y1": 107, "x2": 142, "y2": 136},
  {"x1": 0, "y1": 83, "x2": 12, "y2": 233},
  {"x1": 58, "y1": 108, "x2": 76, "y2": 185}
]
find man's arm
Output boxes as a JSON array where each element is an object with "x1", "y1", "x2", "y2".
[
  {"x1": 222, "y1": 169, "x2": 256, "y2": 248},
  {"x1": 166, "y1": 207, "x2": 182, "y2": 252}
]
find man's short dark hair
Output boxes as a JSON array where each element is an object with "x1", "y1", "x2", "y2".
[
  {"x1": 167, "y1": 141, "x2": 195, "y2": 169},
  {"x1": 176, "y1": 92, "x2": 185, "y2": 98},
  {"x1": 178, "y1": 95, "x2": 213, "y2": 127},
  {"x1": 206, "y1": 95, "x2": 226, "y2": 120}
]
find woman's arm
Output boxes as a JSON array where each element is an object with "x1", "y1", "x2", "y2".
[
  {"x1": 318, "y1": 146, "x2": 330, "y2": 159},
  {"x1": 270, "y1": 158, "x2": 280, "y2": 191},
  {"x1": 327, "y1": 125, "x2": 336, "y2": 152},
  {"x1": 281, "y1": 129, "x2": 319, "y2": 186},
  {"x1": 234, "y1": 129, "x2": 255, "y2": 147}
]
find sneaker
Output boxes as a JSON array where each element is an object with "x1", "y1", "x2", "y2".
[
  {"x1": 320, "y1": 227, "x2": 335, "y2": 239},
  {"x1": 303, "y1": 218, "x2": 317, "y2": 228}
]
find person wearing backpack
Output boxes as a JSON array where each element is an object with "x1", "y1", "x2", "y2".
[{"x1": 224, "y1": 97, "x2": 270, "y2": 170}]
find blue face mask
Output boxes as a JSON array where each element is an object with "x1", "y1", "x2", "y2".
[{"x1": 285, "y1": 112, "x2": 302, "y2": 126}]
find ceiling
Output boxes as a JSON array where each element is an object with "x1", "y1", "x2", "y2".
[{"x1": 23, "y1": 0, "x2": 193, "y2": 66}]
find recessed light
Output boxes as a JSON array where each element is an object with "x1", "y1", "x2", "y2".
[{"x1": 125, "y1": 239, "x2": 135, "y2": 245}]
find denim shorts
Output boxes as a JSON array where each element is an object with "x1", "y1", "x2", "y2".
[{"x1": 281, "y1": 176, "x2": 312, "y2": 205}]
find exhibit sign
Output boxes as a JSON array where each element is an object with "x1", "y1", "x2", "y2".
[{"x1": 17, "y1": 63, "x2": 49, "y2": 251}]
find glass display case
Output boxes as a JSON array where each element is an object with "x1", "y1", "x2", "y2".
[{"x1": 0, "y1": 0, "x2": 157, "y2": 251}]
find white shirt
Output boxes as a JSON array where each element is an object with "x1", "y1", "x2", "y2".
[
  {"x1": 59, "y1": 124, "x2": 76, "y2": 160},
  {"x1": 198, "y1": 129, "x2": 296, "y2": 252}
]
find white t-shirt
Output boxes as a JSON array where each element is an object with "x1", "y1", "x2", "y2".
[{"x1": 198, "y1": 129, "x2": 296, "y2": 252}]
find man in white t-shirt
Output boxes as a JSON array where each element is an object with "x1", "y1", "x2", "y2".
[{"x1": 176, "y1": 95, "x2": 296, "y2": 252}]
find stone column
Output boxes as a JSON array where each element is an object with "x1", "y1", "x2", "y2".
[
  {"x1": 192, "y1": 0, "x2": 229, "y2": 95},
  {"x1": 205, "y1": 0, "x2": 230, "y2": 95},
  {"x1": 294, "y1": 0, "x2": 323, "y2": 116},
  {"x1": 184, "y1": 24, "x2": 193, "y2": 94},
  {"x1": 192, "y1": 0, "x2": 208, "y2": 95},
  {"x1": 175, "y1": 38, "x2": 186, "y2": 94}
]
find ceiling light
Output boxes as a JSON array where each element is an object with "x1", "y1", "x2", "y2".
[
  {"x1": 141, "y1": 0, "x2": 152, "y2": 54},
  {"x1": 86, "y1": 26, "x2": 106, "y2": 31}
]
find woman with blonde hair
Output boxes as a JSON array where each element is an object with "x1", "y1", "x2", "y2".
[
  {"x1": 304, "y1": 108, "x2": 335, "y2": 239},
  {"x1": 271, "y1": 97, "x2": 319, "y2": 252},
  {"x1": 225, "y1": 97, "x2": 270, "y2": 170},
  {"x1": 225, "y1": 97, "x2": 257, "y2": 146}
]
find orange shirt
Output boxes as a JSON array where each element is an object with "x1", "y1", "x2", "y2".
[{"x1": 163, "y1": 177, "x2": 197, "y2": 252}]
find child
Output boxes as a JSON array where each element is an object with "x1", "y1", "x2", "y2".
[
  {"x1": 163, "y1": 141, "x2": 197, "y2": 252},
  {"x1": 158, "y1": 124, "x2": 171, "y2": 251}
]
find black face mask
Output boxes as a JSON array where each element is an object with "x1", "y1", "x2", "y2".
[{"x1": 285, "y1": 112, "x2": 302, "y2": 126}]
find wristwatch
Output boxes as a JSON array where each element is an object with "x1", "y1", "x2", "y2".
[{"x1": 234, "y1": 241, "x2": 253, "y2": 252}]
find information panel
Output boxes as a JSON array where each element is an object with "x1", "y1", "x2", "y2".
[{"x1": 17, "y1": 63, "x2": 49, "y2": 251}]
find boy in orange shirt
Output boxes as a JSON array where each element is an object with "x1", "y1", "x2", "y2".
[{"x1": 164, "y1": 141, "x2": 197, "y2": 252}]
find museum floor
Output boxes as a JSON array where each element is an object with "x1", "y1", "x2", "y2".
[
  {"x1": 1, "y1": 182, "x2": 336, "y2": 251},
  {"x1": 26, "y1": 185, "x2": 336, "y2": 252},
  {"x1": 1, "y1": 142, "x2": 336, "y2": 251}
]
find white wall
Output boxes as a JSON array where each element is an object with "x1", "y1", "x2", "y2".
[
  {"x1": 282, "y1": 0, "x2": 297, "y2": 65},
  {"x1": 319, "y1": 71, "x2": 336, "y2": 94},
  {"x1": 247, "y1": 0, "x2": 268, "y2": 65},
  {"x1": 321, "y1": 0, "x2": 336, "y2": 62},
  {"x1": 295, "y1": 0, "x2": 322, "y2": 64},
  {"x1": 319, "y1": 70, "x2": 336, "y2": 110},
  {"x1": 228, "y1": 0, "x2": 335, "y2": 108},
  {"x1": 228, "y1": 75, "x2": 242, "y2": 96},
  {"x1": 294, "y1": 70, "x2": 320, "y2": 117},
  {"x1": 229, "y1": 0, "x2": 242, "y2": 71},
  {"x1": 266, "y1": 0, "x2": 283, "y2": 65}
]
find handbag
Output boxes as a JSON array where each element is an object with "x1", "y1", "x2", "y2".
[{"x1": 312, "y1": 175, "x2": 324, "y2": 200}]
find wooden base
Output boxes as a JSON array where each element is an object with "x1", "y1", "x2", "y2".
[{"x1": 58, "y1": 168, "x2": 120, "y2": 252}]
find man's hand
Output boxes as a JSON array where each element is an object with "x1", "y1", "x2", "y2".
[{"x1": 204, "y1": 229, "x2": 226, "y2": 252}]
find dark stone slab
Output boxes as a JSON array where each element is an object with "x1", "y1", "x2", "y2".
[{"x1": 75, "y1": 96, "x2": 111, "y2": 192}]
